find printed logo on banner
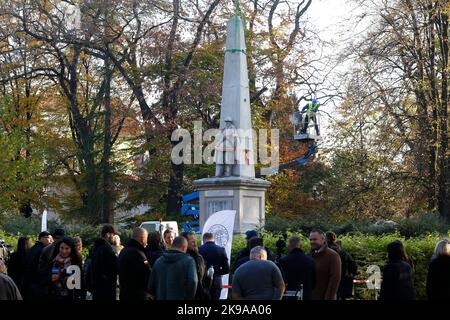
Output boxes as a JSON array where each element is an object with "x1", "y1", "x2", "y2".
[{"x1": 207, "y1": 224, "x2": 230, "y2": 247}]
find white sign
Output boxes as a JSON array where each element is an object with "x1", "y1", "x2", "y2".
[
  {"x1": 202, "y1": 210, "x2": 236, "y2": 300},
  {"x1": 41, "y1": 209, "x2": 48, "y2": 232}
]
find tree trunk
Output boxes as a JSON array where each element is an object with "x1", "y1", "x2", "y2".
[
  {"x1": 437, "y1": 9, "x2": 449, "y2": 220},
  {"x1": 166, "y1": 154, "x2": 184, "y2": 216},
  {"x1": 102, "y1": 54, "x2": 114, "y2": 224}
]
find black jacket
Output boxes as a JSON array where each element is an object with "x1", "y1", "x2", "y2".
[
  {"x1": 232, "y1": 246, "x2": 276, "y2": 273},
  {"x1": 7, "y1": 251, "x2": 27, "y2": 292},
  {"x1": 330, "y1": 246, "x2": 357, "y2": 299},
  {"x1": 22, "y1": 241, "x2": 46, "y2": 299},
  {"x1": 146, "y1": 244, "x2": 165, "y2": 268},
  {"x1": 198, "y1": 241, "x2": 229, "y2": 289},
  {"x1": 278, "y1": 248, "x2": 316, "y2": 300},
  {"x1": 188, "y1": 250, "x2": 211, "y2": 300},
  {"x1": 235, "y1": 248, "x2": 250, "y2": 262},
  {"x1": 380, "y1": 259, "x2": 414, "y2": 300},
  {"x1": 426, "y1": 255, "x2": 450, "y2": 300},
  {"x1": 90, "y1": 238, "x2": 118, "y2": 300},
  {"x1": 118, "y1": 239, "x2": 151, "y2": 300}
]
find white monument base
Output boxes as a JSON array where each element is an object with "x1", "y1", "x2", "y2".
[{"x1": 193, "y1": 177, "x2": 271, "y2": 234}]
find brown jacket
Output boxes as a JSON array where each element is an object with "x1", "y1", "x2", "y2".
[{"x1": 310, "y1": 244, "x2": 341, "y2": 300}]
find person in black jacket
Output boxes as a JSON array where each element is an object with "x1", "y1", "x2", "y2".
[
  {"x1": 146, "y1": 231, "x2": 165, "y2": 267},
  {"x1": 235, "y1": 230, "x2": 258, "y2": 262},
  {"x1": 7, "y1": 236, "x2": 30, "y2": 294},
  {"x1": 118, "y1": 227, "x2": 151, "y2": 300},
  {"x1": 278, "y1": 236, "x2": 316, "y2": 300},
  {"x1": 181, "y1": 231, "x2": 211, "y2": 300},
  {"x1": 326, "y1": 232, "x2": 357, "y2": 300},
  {"x1": 380, "y1": 240, "x2": 414, "y2": 300},
  {"x1": 426, "y1": 239, "x2": 450, "y2": 300},
  {"x1": 22, "y1": 231, "x2": 53, "y2": 300},
  {"x1": 198, "y1": 233, "x2": 229, "y2": 300},
  {"x1": 38, "y1": 228, "x2": 65, "y2": 298},
  {"x1": 88, "y1": 224, "x2": 119, "y2": 300},
  {"x1": 232, "y1": 237, "x2": 276, "y2": 273}
]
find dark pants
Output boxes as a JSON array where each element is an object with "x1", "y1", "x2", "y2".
[
  {"x1": 93, "y1": 285, "x2": 116, "y2": 300},
  {"x1": 301, "y1": 114, "x2": 319, "y2": 135},
  {"x1": 210, "y1": 276, "x2": 223, "y2": 300}
]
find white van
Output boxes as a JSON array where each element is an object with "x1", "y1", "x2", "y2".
[{"x1": 139, "y1": 221, "x2": 179, "y2": 236}]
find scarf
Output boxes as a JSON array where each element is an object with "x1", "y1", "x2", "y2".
[{"x1": 52, "y1": 254, "x2": 72, "y2": 288}]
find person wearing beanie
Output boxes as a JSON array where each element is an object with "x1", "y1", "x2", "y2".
[
  {"x1": 38, "y1": 228, "x2": 66, "y2": 298},
  {"x1": 86, "y1": 224, "x2": 119, "y2": 300}
]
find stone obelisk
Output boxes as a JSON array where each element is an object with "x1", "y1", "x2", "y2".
[{"x1": 194, "y1": 13, "x2": 271, "y2": 234}]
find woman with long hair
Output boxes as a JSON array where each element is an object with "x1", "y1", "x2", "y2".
[
  {"x1": 48, "y1": 237, "x2": 83, "y2": 300},
  {"x1": 380, "y1": 240, "x2": 415, "y2": 300},
  {"x1": 146, "y1": 232, "x2": 164, "y2": 267},
  {"x1": 7, "y1": 236, "x2": 30, "y2": 293}
]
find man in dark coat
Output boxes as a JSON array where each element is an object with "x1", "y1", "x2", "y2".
[
  {"x1": 235, "y1": 230, "x2": 258, "y2": 262},
  {"x1": 89, "y1": 224, "x2": 119, "y2": 300},
  {"x1": 149, "y1": 236, "x2": 198, "y2": 300},
  {"x1": 232, "y1": 237, "x2": 276, "y2": 272},
  {"x1": 0, "y1": 261, "x2": 22, "y2": 300},
  {"x1": 326, "y1": 232, "x2": 357, "y2": 300},
  {"x1": 198, "y1": 233, "x2": 230, "y2": 300},
  {"x1": 118, "y1": 227, "x2": 151, "y2": 300},
  {"x1": 278, "y1": 236, "x2": 316, "y2": 300},
  {"x1": 37, "y1": 228, "x2": 65, "y2": 298},
  {"x1": 22, "y1": 231, "x2": 52, "y2": 299},
  {"x1": 181, "y1": 231, "x2": 211, "y2": 300}
]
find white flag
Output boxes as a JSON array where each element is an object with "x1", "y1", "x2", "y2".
[
  {"x1": 41, "y1": 209, "x2": 48, "y2": 232},
  {"x1": 202, "y1": 210, "x2": 236, "y2": 300}
]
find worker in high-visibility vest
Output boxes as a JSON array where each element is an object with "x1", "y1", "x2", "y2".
[{"x1": 300, "y1": 99, "x2": 320, "y2": 135}]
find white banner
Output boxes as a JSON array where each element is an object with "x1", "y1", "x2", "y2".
[
  {"x1": 202, "y1": 210, "x2": 236, "y2": 300},
  {"x1": 41, "y1": 209, "x2": 47, "y2": 232}
]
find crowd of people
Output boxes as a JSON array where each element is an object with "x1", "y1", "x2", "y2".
[{"x1": 1, "y1": 226, "x2": 450, "y2": 301}]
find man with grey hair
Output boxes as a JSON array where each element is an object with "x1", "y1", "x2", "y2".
[
  {"x1": 118, "y1": 227, "x2": 151, "y2": 300},
  {"x1": 149, "y1": 236, "x2": 198, "y2": 300},
  {"x1": 232, "y1": 246, "x2": 285, "y2": 300}
]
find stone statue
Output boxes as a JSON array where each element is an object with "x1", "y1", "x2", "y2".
[{"x1": 215, "y1": 117, "x2": 240, "y2": 177}]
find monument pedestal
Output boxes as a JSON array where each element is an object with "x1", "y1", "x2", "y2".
[{"x1": 194, "y1": 177, "x2": 271, "y2": 234}]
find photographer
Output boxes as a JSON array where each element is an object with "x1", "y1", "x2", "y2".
[{"x1": 0, "y1": 239, "x2": 13, "y2": 265}]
